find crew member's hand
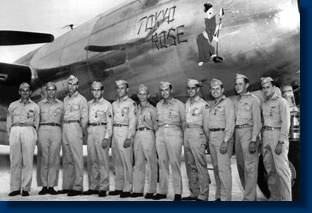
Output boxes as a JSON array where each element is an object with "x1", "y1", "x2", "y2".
[
  {"x1": 101, "y1": 138, "x2": 110, "y2": 149},
  {"x1": 274, "y1": 142, "x2": 283, "y2": 155},
  {"x1": 124, "y1": 138, "x2": 132, "y2": 148},
  {"x1": 219, "y1": 141, "x2": 228, "y2": 154},
  {"x1": 249, "y1": 141, "x2": 257, "y2": 154}
]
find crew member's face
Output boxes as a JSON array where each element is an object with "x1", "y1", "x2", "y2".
[
  {"x1": 138, "y1": 90, "x2": 149, "y2": 103},
  {"x1": 117, "y1": 84, "x2": 128, "y2": 98},
  {"x1": 211, "y1": 85, "x2": 224, "y2": 99},
  {"x1": 19, "y1": 88, "x2": 31, "y2": 99},
  {"x1": 262, "y1": 82, "x2": 275, "y2": 97},
  {"x1": 160, "y1": 86, "x2": 172, "y2": 100},
  {"x1": 91, "y1": 87, "x2": 103, "y2": 99},
  {"x1": 187, "y1": 85, "x2": 199, "y2": 99},
  {"x1": 235, "y1": 78, "x2": 249, "y2": 95},
  {"x1": 68, "y1": 82, "x2": 79, "y2": 95},
  {"x1": 47, "y1": 87, "x2": 56, "y2": 99}
]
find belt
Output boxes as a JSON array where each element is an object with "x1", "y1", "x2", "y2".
[
  {"x1": 88, "y1": 122, "x2": 107, "y2": 126},
  {"x1": 186, "y1": 124, "x2": 202, "y2": 128},
  {"x1": 40, "y1": 123, "x2": 60, "y2": 127},
  {"x1": 159, "y1": 124, "x2": 179, "y2": 128},
  {"x1": 136, "y1": 127, "x2": 151, "y2": 131},
  {"x1": 235, "y1": 124, "x2": 252, "y2": 129},
  {"x1": 113, "y1": 124, "x2": 129, "y2": 127},
  {"x1": 12, "y1": 123, "x2": 35, "y2": 128},
  {"x1": 209, "y1": 128, "x2": 225, "y2": 132},
  {"x1": 63, "y1": 120, "x2": 80, "y2": 124},
  {"x1": 263, "y1": 126, "x2": 281, "y2": 131}
]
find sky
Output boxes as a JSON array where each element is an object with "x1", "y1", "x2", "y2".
[{"x1": 0, "y1": 0, "x2": 127, "y2": 63}]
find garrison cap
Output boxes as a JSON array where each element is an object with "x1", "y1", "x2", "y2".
[
  {"x1": 138, "y1": 84, "x2": 149, "y2": 93},
  {"x1": 261, "y1": 77, "x2": 274, "y2": 86},
  {"x1": 160, "y1": 81, "x2": 171, "y2": 90},
  {"x1": 187, "y1": 79, "x2": 201, "y2": 87},
  {"x1": 19, "y1": 82, "x2": 30, "y2": 90},
  {"x1": 91, "y1": 81, "x2": 103, "y2": 89},
  {"x1": 46, "y1": 82, "x2": 57, "y2": 90},
  {"x1": 235, "y1": 73, "x2": 248, "y2": 81},
  {"x1": 116, "y1": 80, "x2": 128, "y2": 87},
  {"x1": 68, "y1": 75, "x2": 78, "y2": 84},
  {"x1": 210, "y1": 78, "x2": 223, "y2": 87}
]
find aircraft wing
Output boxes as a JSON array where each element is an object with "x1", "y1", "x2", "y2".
[
  {"x1": 0, "y1": 62, "x2": 32, "y2": 87},
  {"x1": 0, "y1": 31, "x2": 54, "y2": 45}
]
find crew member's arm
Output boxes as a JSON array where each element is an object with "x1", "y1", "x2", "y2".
[
  {"x1": 80, "y1": 98, "x2": 89, "y2": 130},
  {"x1": 251, "y1": 98, "x2": 262, "y2": 141},
  {"x1": 224, "y1": 99, "x2": 235, "y2": 142},
  {"x1": 150, "y1": 106, "x2": 158, "y2": 132},
  {"x1": 279, "y1": 98, "x2": 290, "y2": 143},
  {"x1": 105, "y1": 103, "x2": 113, "y2": 139},
  {"x1": 179, "y1": 102, "x2": 186, "y2": 131},
  {"x1": 6, "y1": 104, "x2": 13, "y2": 135},
  {"x1": 34, "y1": 104, "x2": 40, "y2": 130},
  {"x1": 127, "y1": 101, "x2": 137, "y2": 139}
]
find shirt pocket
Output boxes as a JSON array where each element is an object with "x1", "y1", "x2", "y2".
[
  {"x1": 40, "y1": 109, "x2": 49, "y2": 118},
  {"x1": 270, "y1": 105, "x2": 279, "y2": 119},
  {"x1": 27, "y1": 109, "x2": 35, "y2": 119},
  {"x1": 216, "y1": 105, "x2": 225, "y2": 116},
  {"x1": 96, "y1": 110, "x2": 106, "y2": 120},
  {"x1": 71, "y1": 103, "x2": 80, "y2": 112},
  {"x1": 122, "y1": 107, "x2": 129, "y2": 117},
  {"x1": 240, "y1": 103, "x2": 251, "y2": 119}
]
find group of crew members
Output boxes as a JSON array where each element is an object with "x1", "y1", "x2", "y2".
[{"x1": 6, "y1": 73, "x2": 292, "y2": 201}]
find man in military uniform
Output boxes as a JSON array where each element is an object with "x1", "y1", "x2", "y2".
[
  {"x1": 208, "y1": 78, "x2": 235, "y2": 201},
  {"x1": 109, "y1": 80, "x2": 137, "y2": 198},
  {"x1": 233, "y1": 74, "x2": 261, "y2": 201},
  {"x1": 261, "y1": 77, "x2": 291, "y2": 201},
  {"x1": 153, "y1": 81, "x2": 186, "y2": 201},
  {"x1": 82, "y1": 81, "x2": 113, "y2": 197},
  {"x1": 7, "y1": 82, "x2": 40, "y2": 196},
  {"x1": 182, "y1": 79, "x2": 210, "y2": 201},
  {"x1": 131, "y1": 84, "x2": 158, "y2": 199},
  {"x1": 37, "y1": 82, "x2": 63, "y2": 195},
  {"x1": 59, "y1": 75, "x2": 88, "y2": 196}
]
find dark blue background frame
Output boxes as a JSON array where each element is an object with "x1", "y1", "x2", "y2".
[{"x1": 0, "y1": 0, "x2": 310, "y2": 212}]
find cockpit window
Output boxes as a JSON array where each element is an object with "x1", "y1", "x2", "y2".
[{"x1": 142, "y1": 0, "x2": 159, "y2": 10}]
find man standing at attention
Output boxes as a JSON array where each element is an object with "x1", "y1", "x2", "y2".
[
  {"x1": 261, "y1": 77, "x2": 291, "y2": 201},
  {"x1": 82, "y1": 81, "x2": 113, "y2": 197},
  {"x1": 7, "y1": 82, "x2": 40, "y2": 196},
  {"x1": 131, "y1": 84, "x2": 158, "y2": 199},
  {"x1": 37, "y1": 82, "x2": 63, "y2": 195},
  {"x1": 208, "y1": 78, "x2": 235, "y2": 201},
  {"x1": 109, "y1": 80, "x2": 137, "y2": 198},
  {"x1": 153, "y1": 81, "x2": 186, "y2": 201},
  {"x1": 59, "y1": 75, "x2": 88, "y2": 196},
  {"x1": 233, "y1": 74, "x2": 261, "y2": 201},
  {"x1": 182, "y1": 79, "x2": 210, "y2": 201}
]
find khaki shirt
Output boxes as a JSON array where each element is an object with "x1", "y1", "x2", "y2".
[
  {"x1": 262, "y1": 93, "x2": 290, "y2": 142},
  {"x1": 112, "y1": 96, "x2": 137, "y2": 139},
  {"x1": 88, "y1": 97, "x2": 113, "y2": 139},
  {"x1": 63, "y1": 91, "x2": 88, "y2": 129},
  {"x1": 136, "y1": 102, "x2": 157, "y2": 131},
  {"x1": 185, "y1": 96, "x2": 210, "y2": 137},
  {"x1": 208, "y1": 95, "x2": 235, "y2": 142},
  {"x1": 38, "y1": 98, "x2": 63, "y2": 125},
  {"x1": 156, "y1": 97, "x2": 186, "y2": 130},
  {"x1": 7, "y1": 99, "x2": 40, "y2": 134},
  {"x1": 233, "y1": 92, "x2": 262, "y2": 141}
]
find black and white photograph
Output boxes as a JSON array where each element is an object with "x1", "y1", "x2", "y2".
[{"x1": 0, "y1": 0, "x2": 300, "y2": 202}]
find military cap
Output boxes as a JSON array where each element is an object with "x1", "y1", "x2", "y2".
[
  {"x1": 46, "y1": 82, "x2": 57, "y2": 90},
  {"x1": 68, "y1": 75, "x2": 78, "y2": 84},
  {"x1": 116, "y1": 80, "x2": 128, "y2": 87},
  {"x1": 235, "y1": 73, "x2": 248, "y2": 81},
  {"x1": 210, "y1": 78, "x2": 223, "y2": 87},
  {"x1": 187, "y1": 79, "x2": 201, "y2": 87},
  {"x1": 261, "y1": 77, "x2": 274, "y2": 86},
  {"x1": 19, "y1": 82, "x2": 30, "y2": 90},
  {"x1": 160, "y1": 81, "x2": 172, "y2": 89},
  {"x1": 138, "y1": 84, "x2": 149, "y2": 93},
  {"x1": 91, "y1": 81, "x2": 103, "y2": 89}
]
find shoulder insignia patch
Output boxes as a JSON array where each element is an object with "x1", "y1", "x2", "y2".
[{"x1": 205, "y1": 104, "x2": 209, "y2": 109}]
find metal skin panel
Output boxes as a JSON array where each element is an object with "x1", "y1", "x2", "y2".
[{"x1": 0, "y1": 0, "x2": 300, "y2": 145}]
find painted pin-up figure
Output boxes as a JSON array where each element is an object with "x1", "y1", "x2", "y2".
[{"x1": 197, "y1": 3, "x2": 223, "y2": 66}]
